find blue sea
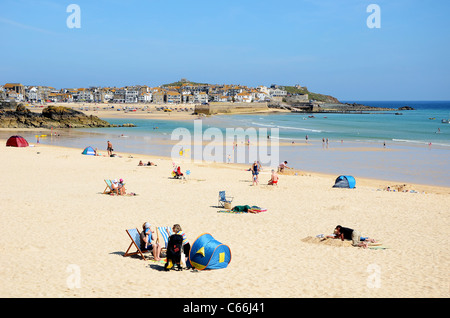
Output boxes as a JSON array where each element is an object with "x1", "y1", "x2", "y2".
[{"x1": 3, "y1": 101, "x2": 450, "y2": 187}]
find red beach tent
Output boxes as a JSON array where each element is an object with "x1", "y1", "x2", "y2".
[{"x1": 6, "y1": 136, "x2": 29, "y2": 147}]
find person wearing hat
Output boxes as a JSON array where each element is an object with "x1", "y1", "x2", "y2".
[
  {"x1": 140, "y1": 222, "x2": 161, "y2": 260},
  {"x1": 118, "y1": 178, "x2": 126, "y2": 195},
  {"x1": 111, "y1": 179, "x2": 120, "y2": 195}
]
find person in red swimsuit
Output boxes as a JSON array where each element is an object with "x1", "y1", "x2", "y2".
[{"x1": 268, "y1": 169, "x2": 279, "y2": 185}]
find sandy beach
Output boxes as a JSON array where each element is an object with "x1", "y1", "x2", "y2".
[
  {"x1": 26, "y1": 102, "x2": 290, "y2": 121},
  {"x1": 1, "y1": 137, "x2": 449, "y2": 298}
]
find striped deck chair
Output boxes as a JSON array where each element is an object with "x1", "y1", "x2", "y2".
[
  {"x1": 123, "y1": 228, "x2": 147, "y2": 261},
  {"x1": 156, "y1": 226, "x2": 173, "y2": 251},
  {"x1": 103, "y1": 179, "x2": 114, "y2": 194}
]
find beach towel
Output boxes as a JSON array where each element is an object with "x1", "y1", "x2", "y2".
[
  {"x1": 367, "y1": 242, "x2": 389, "y2": 249},
  {"x1": 109, "y1": 192, "x2": 138, "y2": 196},
  {"x1": 217, "y1": 209, "x2": 246, "y2": 214},
  {"x1": 247, "y1": 206, "x2": 267, "y2": 213}
]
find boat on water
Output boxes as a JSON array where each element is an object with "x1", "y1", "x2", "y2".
[
  {"x1": 442, "y1": 119, "x2": 449, "y2": 124},
  {"x1": 429, "y1": 117, "x2": 436, "y2": 120}
]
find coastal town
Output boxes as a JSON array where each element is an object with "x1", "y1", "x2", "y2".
[
  {"x1": 0, "y1": 79, "x2": 297, "y2": 105},
  {"x1": 1, "y1": 80, "x2": 399, "y2": 116}
]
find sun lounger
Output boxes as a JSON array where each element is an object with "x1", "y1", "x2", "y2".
[{"x1": 123, "y1": 228, "x2": 147, "y2": 261}]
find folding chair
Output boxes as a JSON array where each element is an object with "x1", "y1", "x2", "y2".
[
  {"x1": 156, "y1": 226, "x2": 173, "y2": 253},
  {"x1": 123, "y1": 228, "x2": 147, "y2": 261},
  {"x1": 218, "y1": 191, "x2": 233, "y2": 208},
  {"x1": 103, "y1": 179, "x2": 114, "y2": 194}
]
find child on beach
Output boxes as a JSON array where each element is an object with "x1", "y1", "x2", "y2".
[
  {"x1": 172, "y1": 224, "x2": 191, "y2": 268},
  {"x1": 268, "y1": 169, "x2": 279, "y2": 185}
]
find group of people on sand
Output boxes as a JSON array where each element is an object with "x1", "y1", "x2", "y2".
[
  {"x1": 249, "y1": 161, "x2": 278, "y2": 186},
  {"x1": 140, "y1": 222, "x2": 191, "y2": 270},
  {"x1": 111, "y1": 178, "x2": 126, "y2": 195},
  {"x1": 138, "y1": 160, "x2": 157, "y2": 166}
]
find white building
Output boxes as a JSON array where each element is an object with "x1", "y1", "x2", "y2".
[
  {"x1": 77, "y1": 89, "x2": 94, "y2": 102},
  {"x1": 27, "y1": 87, "x2": 39, "y2": 102},
  {"x1": 138, "y1": 92, "x2": 152, "y2": 103},
  {"x1": 125, "y1": 90, "x2": 139, "y2": 103},
  {"x1": 269, "y1": 88, "x2": 287, "y2": 98},
  {"x1": 194, "y1": 92, "x2": 208, "y2": 104}
]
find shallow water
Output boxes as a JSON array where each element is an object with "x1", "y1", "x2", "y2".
[{"x1": 2, "y1": 101, "x2": 449, "y2": 187}]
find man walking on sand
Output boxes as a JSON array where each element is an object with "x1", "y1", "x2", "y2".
[{"x1": 107, "y1": 140, "x2": 113, "y2": 157}]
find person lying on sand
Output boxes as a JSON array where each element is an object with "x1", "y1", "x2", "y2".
[
  {"x1": 138, "y1": 160, "x2": 157, "y2": 166},
  {"x1": 333, "y1": 225, "x2": 376, "y2": 248}
]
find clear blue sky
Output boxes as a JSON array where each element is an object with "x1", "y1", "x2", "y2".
[{"x1": 0, "y1": 0, "x2": 449, "y2": 101}]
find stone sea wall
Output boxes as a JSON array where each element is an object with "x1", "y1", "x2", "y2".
[{"x1": 195, "y1": 102, "x2": 269, "y2": 115}]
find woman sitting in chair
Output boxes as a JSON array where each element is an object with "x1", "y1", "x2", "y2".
[{"x1": 140, "y1": 222, "x2": 161, "y2": 261}]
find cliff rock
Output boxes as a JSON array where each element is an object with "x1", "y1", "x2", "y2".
[{"x1": 0, "y1": 105, "x2": 113, "y2": 128}]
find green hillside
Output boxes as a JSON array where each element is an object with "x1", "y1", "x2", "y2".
[{"x1": 282, "y1": 86, "x2": 340, "y2": 103}]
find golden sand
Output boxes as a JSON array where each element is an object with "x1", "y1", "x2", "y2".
[{"x1": 0, "y1": 139, "x2": 449, "y2": 298}]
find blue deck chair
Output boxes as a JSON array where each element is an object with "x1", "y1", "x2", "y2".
[
  {"x1": 218, "y1": 191, "x2": 233, "y2": 208},
  {"x1": 123, "y1": 228, "x2": 147, "y2": 261},
  {"x1": 156, "y1": 226, "x2": 174, "y2": 250},
  {"x1": 103, "y1": 179, "x2": 114, "y2": 194}
]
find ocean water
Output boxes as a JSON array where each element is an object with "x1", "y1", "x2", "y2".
[
  {"x1": 209, "y1": 101, "x2": 450, "y2": 147},
  {"x1": 2, "y1": 101, "x2": 450, "y2": 187}
]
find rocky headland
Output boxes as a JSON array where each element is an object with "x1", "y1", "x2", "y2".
[{"x1": 0, "y1": 104, "x2": 115, "y2": 128}]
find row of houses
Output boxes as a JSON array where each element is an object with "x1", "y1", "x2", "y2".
[{"x1": 1, "y1": 81, "x2": 294, "y2": 104}]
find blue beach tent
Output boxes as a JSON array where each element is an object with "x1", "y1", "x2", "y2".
[
  {"x1": 82, "y1": 146, "x2": 96, "y2": 155},
  {"x1": 333, "y1": 175, "x2": 356, "y2": 189},
  {"x1": 189, "y1": 233, "x2": 231, "y2": 270}
]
